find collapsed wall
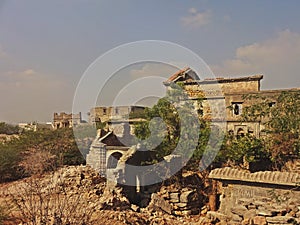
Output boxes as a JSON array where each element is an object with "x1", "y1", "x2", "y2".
[{"x1": 208, "y1": 167, "x2": 300, "y2": 224}]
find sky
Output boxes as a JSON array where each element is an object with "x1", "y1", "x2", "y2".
[{"x1": 0, "y1": 0, "x2": 300, "y2": 123}]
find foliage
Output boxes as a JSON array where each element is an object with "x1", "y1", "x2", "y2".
[
  {"x1": 95, "y1": 121, "x2": 107, "y2": 130},
  {"x1": 0, "y1": 122, "x2": 19, "y2": 135},
  {"x1": 217, "y1": 134, "x2": 267, "y2": 169},
  {"x1": 0, "y1": 143, "x2": 22, "y2": 182},
  {"x1": 7, "y1": 169, "x2": 98, "y2": 225},
  {"x1": 129, "y1": 110, "x2": 149, "y2": 119},
  {"x1": 134, "y1": 83, "x2": 211, "y2": 170},
  {"x1": 242, "y1": 90, "x2": 300, "y2": 168},
  {"x1": 0, "y1": 128, "x2": 85, "y2": 182},
  {"x1": 133, "y1": 86, "x2": 300, "y2": 171}
]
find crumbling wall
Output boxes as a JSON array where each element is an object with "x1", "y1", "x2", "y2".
[{"x1": 207, "y1": 167, "x2": 300, "y2": 224}]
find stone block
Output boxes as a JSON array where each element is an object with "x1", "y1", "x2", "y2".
[
  {"x1": 265, "y1": 216, "x2": 294, "y2": 224},
  {"x1": 257, "y1": 209, "x2": 274, "y2": 217},
  {"x1": 231, "y1": 205, "x2": 248, "y2": 216},
  {"x1": 150, "y1": 193, "x2": 173, "y2": 214},
  {"x1": 180, "y1": 190, "x2": 195, "y2": 203},
  {"x1": 231, "y1": 214, "x2": 242, "y2": 222},
  {"x1": 206, "y1": 211, "x2": 229, "y2": 222},
  {"x1": 176, "y1": 202, "x2": 188, "y2": 208},
  {"x1": 252, "y1": 216, "x2": 267, "y2": 225},
  {"x1": 169, "y1": 192, "x2": 179, "y2": 203},
  {"x1": 241, "y1": 218, "x2": 250, "y2": 225},
  {"x1": 244, "y1": 209, "x2": 257, "y2": 220}
]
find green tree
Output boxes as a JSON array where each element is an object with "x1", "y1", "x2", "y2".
[
  {"x1": 218, "y1": 134, "x2": 267, "y2": 169},
  {"x1": 242, "y1": 90, "x2": 300, "y2": 168},
  {"x1": 0, "y1": 128, "x2": 85, "y2": 182},
  {"x1": 0, "y1": 122, "x2": 19, "y2": 134},
  {"x1": 134, "y1": 83, "x2": 211, "y2": 170}
]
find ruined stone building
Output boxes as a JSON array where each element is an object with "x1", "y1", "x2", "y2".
[
  {"x1": 53, "y1": 112, "x2": 82, "y2": 129},
  {"x1": 86, "y1": 67, "x2": 300, "y2": 188},
  {"x1": 164, "y1": 67, "x2": 300, "y2": 138},
  {"x1": 89, "y1": 106, "x2": 146, "y2": 141},
  {"x1": 89, "y1": 106, "x2": 145, "y2": 124}
]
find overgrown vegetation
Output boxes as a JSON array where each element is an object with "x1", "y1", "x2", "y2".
[
  {"x1": 134, "y1": 83, "x2": 212, "y2": 170},
  {"x1": 6, "y1": 169, "x2": 98, "y2": 225},
  {"x1": 0, "y1": 126, "x2": 85, "y2": 183},
  {"x1": 242, "y1": 90, "x2": 300, "y2": 169},
  {"x1": 0, "y1": 122, "x2": 19, "y2": 135},
  {"x1": 134, "y1": 86, "x2": 300, "y2": 171}
]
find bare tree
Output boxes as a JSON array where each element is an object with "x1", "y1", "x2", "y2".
[{"x1": 5, "y1": 166, "x2": 104, "y2": 225}]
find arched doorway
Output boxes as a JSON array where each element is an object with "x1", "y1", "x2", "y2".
[{"x1": 107, "y1": 152, "x2": 123, "y2": 169}]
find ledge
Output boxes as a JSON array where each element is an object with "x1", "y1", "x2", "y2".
[{"x1": 208, "y1": 167, "x2": 300, "y2": 187}]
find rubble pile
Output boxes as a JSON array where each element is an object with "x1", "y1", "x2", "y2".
[
  {"x1": 204, "y1": 199, "x2": 300, "y2": 225},
  {"x1": 2, "y1": 166, "x2": 207, "y2": 225},
  {"x1": 147, "y1": 185, "x2": 204, "y2": 216}
]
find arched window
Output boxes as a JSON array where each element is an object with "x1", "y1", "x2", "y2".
[{"x1": 237, "y1": 128, "x2": 245, "y2": 137}]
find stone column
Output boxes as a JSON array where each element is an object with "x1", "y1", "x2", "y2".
[{"x1": 86, "y1": 141, "x2": 107, "y2": 176}]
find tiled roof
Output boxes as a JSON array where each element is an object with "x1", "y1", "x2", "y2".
[
  {"x1": 97, "y1": 129, "x2": 125, "y2": 147},
  {"x1": 209, "y1": 167, "x2": 300, "y2": 186},
  {"x1": 166, "y1": 67, "x2": 191, "y2": 82}
]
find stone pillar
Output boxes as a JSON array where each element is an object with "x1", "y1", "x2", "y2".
[
  {"x1": 86, "y1": 141, "x2": 107, "y2": 176},
  {"x1": 208, "y1": 180, "x2": 217, "y2": 211}
]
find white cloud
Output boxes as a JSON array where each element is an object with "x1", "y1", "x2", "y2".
[
  {"x1": 5, "y1": 69, "x2": 40, "y2": 82},
  {"x1": 180, "y1": 8, "x2": 212, "y2": 29},
  {"x1": 23, "y1": 69, "x2": 36, "y2": 76},
  {"x1": 211, "y1": 30, "x2": 300, "y2": 89}
]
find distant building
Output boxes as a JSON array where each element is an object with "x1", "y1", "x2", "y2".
[
  {"x1": 89, "y1": 106, "x2": 146, "y2": 142},
  {"x1": 53, "y1": 112, "x2": 82, "y2": 129},
  {"x1": 18, "y1": 122, "x2": 53, "y2": 131},
  {"x1": 89, "y1": 106, "x2": 145, "y2": 124}
]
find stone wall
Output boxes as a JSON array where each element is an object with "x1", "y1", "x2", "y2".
[
  {"x1": 207, "y1": 167, "x2": 300, "y2": 224},
  {"x1": 89, "y1": 106, "x2": 145, "y2": 124},
  {"x1": 151, "y1": 186, "x2": 204, "y2": 216},
  {"x1": 145, "y1": 172, "x2": 206, "y2": 217}
]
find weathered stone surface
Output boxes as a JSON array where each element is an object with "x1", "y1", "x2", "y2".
[
  {"x1": 180, "y1": 190, "x2": 195, "y2": 203},
  {"x1": 169, "y1": 192, "x2": 179, "y2": 203},
  {"x1": 241, "y1": 218, "x2": 250, "y2": 225},
  {"x1": 150, "y1": 193, "x2": 173, "y2": 214},
  {"x1": 206, "y1": 211, "x2": 229, "y2": 222},
  {"x1": 231, "y1": 214, "x2": 242, "y2": 222},
  {"x1": 176, "y1": 202, "x2": 188, "y2": 208},
  {"x1": 231, "y1": 205, "x2": 248, "y2": 216},
  {"x1": 244, "y1": 209, "x2": 257, "y2": 220},
  {"x1": 130, "y1": 204, "x2": 140, "y2": 212},
  {"x1": 252, "y1": 216, "x2": 267, "y2": 225},
  {"x1": 209, "y1": 167, "x2": 300, "y2": 186},
  {"x1": 257, "y1": 209, "x2": 274, "y2": 217},
  {"x1": 265, "y1": 216, "x2": 294, "y2": 224},
  {"x1": 238, "y1": 198, "x2": 253, "y2": 206}
]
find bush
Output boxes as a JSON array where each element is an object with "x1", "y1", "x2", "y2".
[
  {"x1": 0, "y1": 122, "x2": 19, "y2": 135},
  {"x1": 0, "y1": 128, "x2": 85, "y2": 182}
]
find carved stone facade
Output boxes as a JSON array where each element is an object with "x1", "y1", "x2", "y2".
[
  {"x1": 165, "y1": 67, "x2": 300, "y2": 138},
  {"x1": 53, "y1": 112, "x2": 82, "y2": 129}
]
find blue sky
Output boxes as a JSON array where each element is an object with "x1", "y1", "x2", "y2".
[{"x1": 0, "y1": 0, "x2": 300, "y2": 122}]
